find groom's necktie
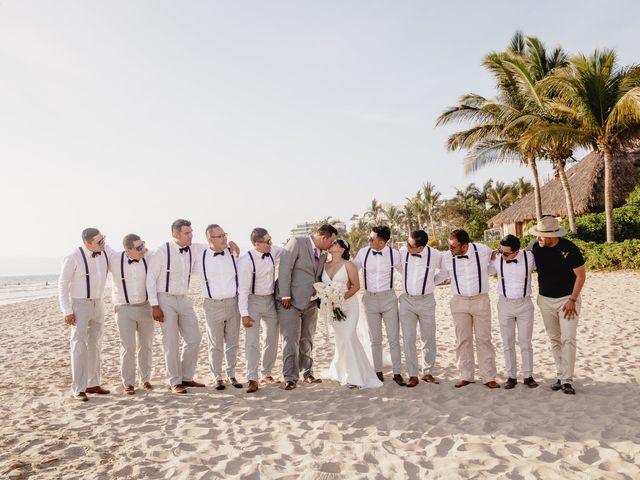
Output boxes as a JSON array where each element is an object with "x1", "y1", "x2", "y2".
[{"x1": 313, "y1": 248, "x2": 320, "y2": 269}]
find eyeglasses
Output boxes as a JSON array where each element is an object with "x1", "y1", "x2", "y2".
[
  {"x1": 499, "y1": 249, "x2": 518, "y2": 256},
  {"x1": 256, "y1": 238, "x2": 272, "y2": 245},
  {"x1": 129, "y1": 241, "x2": 146, "y2": 252},
  {"x1": 406, "y1": 241, "x2": 418, "y2": 249},
  {"x1": 211, "y1": 233, "x2": 228, "y2": 239}
]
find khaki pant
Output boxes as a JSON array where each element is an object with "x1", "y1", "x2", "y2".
[
  {"x1": 245, "y1": 294, "x2": 279, "y2": 381},
  {"x1": 497, "y1": 296, "x2": 534, "y2": 379},
  {"x1": 114, "y1": 302, "x2": 154, "y2": 386},
  {"x1": 399, "y1": 293, "x2": 436, "y2": 377},
  {"x1": 158, "y1": 293, "x2": 202, "y2": 387},
  {"x1": 203, "y1": 297, "x2": 241, "y2": 381},
  {"x1": 537, "y1": 294, "x2": 581, "y2": 383},
  {"x1": 363, "y1": 290, "x2": 402, "y2": 374},
  {"x1": 450, "y1": 293, "x2": 496, "y2": 383},
  {"x1": 69, "y1": 298, "x2": 104, "y2": 395}
]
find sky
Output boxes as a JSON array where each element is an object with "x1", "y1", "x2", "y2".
[{"x1": 1, "y1": 1, "x2": 639, "y2": 275}]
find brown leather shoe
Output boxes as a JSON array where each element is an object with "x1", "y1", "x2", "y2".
[
  {"x1": 124, "y1": 385, "x2": 135, "y2": 395},
  {"x1": 303, "y1": 375, "x2": 322, "y2": 384},
  {"x1": 86, "y1": 386, "x2": 110, "y2": 394},
  {"x1": 73, "y1": 392, "x2": 88, "y2": 402},
  {"x1": 376, "y1": 372, "x2": 384, "y2": 382},
  {"x1": 260, "y1": 376, "x2": 280, "y2": 384},
  {"x1": 284, "y1": 381, "x2": 297, "y2": 390},
  {"x1": 420, "y1": 374, "x2": 440, "y2": 384},
  {"x1": 484, "y1": 380, "x2": 500, "y2": 389},
  {"x1": 215, "y1": 380, "x2": 226, "y2": 391},
  {"x1": 141, "y1": 382, "x2": 153, "y2": 390},
  {"x1": 229, "y1": 377, "x2": 243, "y2": 388},
  {"x1": 406, "y1": 376, "x2": 419, "y2": 387},
  {"x1": 392, "y1": 374, "x2": 406, "y2": 386},
  {"x1": 182, "y1": 380, "x2": 206, "y2": 388},
  {"x1": 454, "y1": 380, "x2": 475, "y2": 388},
  {"x1": 523, "y1": 376, "x2": 539, "y2": 388},
  {"x1": 171, "y1": 384, "x2": 187, "y2": 394},
  {"x1": 504, "y1": 378, "x2": 517, "y2": 390},
  {"x1": 246, "y1": 380, "x2": 258, "y2": 393}
]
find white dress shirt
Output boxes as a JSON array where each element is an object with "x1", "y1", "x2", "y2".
[
  {"x1": 353, "y1": 246, "x2": 403, "y2": 293},
  {"x1": 58, "y1": 245, "x2": 114, "y2": 315},
  {"x1": 147, "y1": 240, "x2": 199, "y2": 306},
  {"x1": 438, "y1": 242, "x2": 494, "y2": 296},
  {"x1": 238, "y1": 245, "x2": 285, "y2": 316},
  {"x1": 399, "y1": 246, "x2": 444, "y2": 296},
  {"x1": 492, "y1": 250, "x2": 536, "y2": 299},
  {"x1": 193, "y1": 247, "x2": 240, "y2": 300},
  {"x1": 110, "y1": 250, "x2": 151, "y2": 306}
]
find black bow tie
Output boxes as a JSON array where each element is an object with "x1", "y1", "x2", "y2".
[
  {"x1": 91, "y1": 251, "x2": 101, "y2": 258},
  {"x1": 179, "y1": 246, "x2": 190, "y2": 254},
  {"x1": 411, "y1": 253, "x2": 422, "y2": 258},
  {"x1": 213, "y1": 251, "x2": 225, "y2": 257},
  {"x1": 128, "y1": 259, "x2": 139, "y2": 264},
  {"x1": 372, "y1": 251, "x2": 383, "y2": 256},
  {"x1": 262, "y1": 252, "x2": 272, "y2": 259},
  {"x1": 456, "y1": 255, "x2": 468, "y2": 259},
  {"x1": 506, "y1": 259, "x2": 518, "y2": 264}
]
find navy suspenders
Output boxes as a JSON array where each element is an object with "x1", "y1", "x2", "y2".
[
  {"x1": 120, "y1": 252, "x2": 148, "y2": 304},
  {"x1": 78, "y1": 247, "x2": 108, "y2": 298},
  {"x1": 500, "y1": 252, "x2": 530, "y2": 298},
  {"x1": 247, "y1": 251, "x2": 275, "y2": 295},
  {"x1": 363, "y1": 246, "x2": 395, "y2": 292},
  {"x1": 202, "y1": 248, "x2": 238, "y2": 299},
  {"x1": 404, "y1": 247, "x2": 432, "y2": 295},
  {"x1": 165, "y1": 242, "x2": 192, "y2": 293},
  {"x1": 452, "y1": 243, "x2": 481, "y2": 296}
]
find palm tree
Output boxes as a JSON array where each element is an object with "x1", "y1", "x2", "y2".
[
  {"x1": 421, "y1": 182, "x2": 442, "y2": 237},
  {"x1": 525, "y1": 49, "x2": 640, "y2": 241},
  {"x1": 511, "y1": 176, "x2": 533, "y2": 199},
  {"x1": 365, "y1": 198, "x2": 384, "y2": 225},
  {"x1": 383, "y1": 205, "x2": 405, "y2": 240},
  {"x1": 345, "y1": 219, "x2": 369, "y2": 256},
  {"x1": 405, "y1": 192, "x2": 426, "y2": 229},
  {"x1": 486, "y1": 181, "x2": 515, "y2": 211}
]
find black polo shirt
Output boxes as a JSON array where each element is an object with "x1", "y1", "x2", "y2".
[{"x1": 531, "y1": 237, "x2": 585, "y2": 298}]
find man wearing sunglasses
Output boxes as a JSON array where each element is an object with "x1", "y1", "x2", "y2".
[
  {"x1": 109, "y1": 234, "x2": 154, "y2": 395},
  {"x1": 59, "y1": 227, "x2": 114, "y2": 401},
  {"x1": 492, "y1": 234, "x2": 538, "y2": 390}
]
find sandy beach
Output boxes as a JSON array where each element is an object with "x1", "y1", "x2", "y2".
[{"x1": 1, "y1": 271, "x2": 639, "y2": 479}]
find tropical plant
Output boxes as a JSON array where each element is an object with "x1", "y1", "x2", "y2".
[{"x1": 486, "y1": 181, "x2": 515, "y2": 211}]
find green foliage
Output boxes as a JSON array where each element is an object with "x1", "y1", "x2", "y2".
[
  {"x1": 560, "y1": 204, "x2": 640, "y2": 242},
  {"x1": 572, "y1": 239, "x2": 640, "y2": 270},
  {"x1": 626, "y1": 184, "x2": 640, "y2": 206}
]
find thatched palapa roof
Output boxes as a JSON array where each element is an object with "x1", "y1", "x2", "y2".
[{"x1": 489, "y1": 151, "x2": 640, "y2": 226}]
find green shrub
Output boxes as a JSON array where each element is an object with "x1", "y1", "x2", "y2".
[
  {"x1": 626, "y1": 184, "x2": 640, "y2": 206},
  {"x1": 560, "y1": 205, "x2": 640, "y2": 242},
  {"x1": 567, "y1": 239, "x2": 640, "y2": 270}
]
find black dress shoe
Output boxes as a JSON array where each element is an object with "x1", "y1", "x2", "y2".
[
  {"x1": 562, "y1": 383, "x2": 576, "y2": 395},
  {"x1": 303, "y1": 375, "x2": 322, "y2": 384},
  {"x1": 182, "y1": 380, "x2": 206, "y2": 388},
  {"x1": 284, "y1": 381, "x2": 297, "y2": 390},
  {"x1": 523, "y1": 376, "x2": 539, "y2": 388},
  {"x1": 376, "y1": 372, "x2": 384, "y2": 382},
  {"x1": 215, "y1": 380, "x2": 226, "y2": 391},
  {"x1": 392, "y1": 374, "x2": 406, "y2": 386},
  {"x1": 229, "y1": 378, "x2": 243, "y2": 388},
  {"x1": 551, "y1": 379, "x2": 563, "y2": 391},
  {"x1": 504, "y1": 378, "x2": 517, "y2": 389}
]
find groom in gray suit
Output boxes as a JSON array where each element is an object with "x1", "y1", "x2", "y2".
[{"x1": 276, "y1": 224, "x2": 338, "y2": 390}]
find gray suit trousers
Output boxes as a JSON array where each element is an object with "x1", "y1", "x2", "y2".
[{"x1": 278, "y1": 300, "x2": 318, "y2": 382}]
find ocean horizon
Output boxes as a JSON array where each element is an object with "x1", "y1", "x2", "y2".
[{"x1": 0, "y1": 274, "x2": 59, "y2": 306}]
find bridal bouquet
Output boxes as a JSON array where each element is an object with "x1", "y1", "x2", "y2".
[{"x1": 313, "y1": 281, "x2": 347, "y2": 321}]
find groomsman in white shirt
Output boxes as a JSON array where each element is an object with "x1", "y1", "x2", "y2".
[
  {"x1": 437, "y1": 229, "x2": 500, "y2": 389},
  {"x1": 147, "y1": 219, "x2": 205, "y2": 394},
  {"x1": 238, "y1": 228, "x2": 284, "y2": 393},
  {"x1": 193, "y1": 224, "x2": 243, "y2": 391},
  {"x1": 353, "y1": 225, "x2": 406, "y2": 386},
  {"x1": 492, "y1": 234, "x2": 538, "y2": 389},
  {"x1": 59, "y1": 227, "x2": 112, "y2": 401},
  {"x1": 109, "y1": 234, "x2": 155, "y2": 395},
  {"x1": 399, "y1": 230, "x2": 444, "y2": 388}
]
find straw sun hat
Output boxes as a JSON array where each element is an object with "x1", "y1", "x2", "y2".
[{"x1": 527, "y1": 216, "x2": 567, "y2": 237}]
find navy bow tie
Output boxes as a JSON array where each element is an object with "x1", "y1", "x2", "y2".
[
  {"x1": 411, "y1": 253, "x2": 422, "y2": 258},
  {"x1": 506, "y1": 259, "x2": 518, "y2": 264},
  {"x1": 372, "y1": 251, "x2": 383, "y2": 256},
  {"x1": 456, "y1": 255, "x2": 468, "y2": 259},
  {"x1": 91, "y1": 251, "x2": 101, "y2": 258},
  {"x1": 262, "y1": 252, "x2": 272, "y2": 259},
  {"x1": 128, "y1": 259, "x2": 139, "y2": 264},
  {"x1": 213, "y1": 251, "x2": 225, "y2": 257},
  {"x1": 179, "y1": 246, "x2": 190, "y2": 254}
]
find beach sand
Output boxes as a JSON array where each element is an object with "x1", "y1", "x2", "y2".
[{"x1": 1, "y1": 271, "x2": 639, "y2": 479}]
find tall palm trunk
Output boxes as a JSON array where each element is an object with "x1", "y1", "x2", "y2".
[
  {"x1": 554, "y1": 159, "x2": 577, "y2": 233},
  {"x1": 526, "y1": 154, "x2": 543, "y2": 222},
  {"x1": 601, "y1": 145, "x2": 615, "y2": 242}
]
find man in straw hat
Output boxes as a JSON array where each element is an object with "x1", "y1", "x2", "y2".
[{"x1": 528, "y1": 216, "x2": 586, "y2": 395}]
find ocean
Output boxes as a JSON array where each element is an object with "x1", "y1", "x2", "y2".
[{"x1": 0, "y1": 275, "x2": 59, "y2": 305}]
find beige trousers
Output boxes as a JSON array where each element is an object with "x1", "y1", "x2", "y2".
[
  {"x1": 497, "y1": 296, "x2": 534, "y2": 379},
  {"x1": 399, "y1": 293, "x2": 437, "y2": 377},
  {"x1": 363, "y1": 290, "x2": 402, "y2": 374},
  {"x1": 203, "y1": 297, "x2": 241, "y2": 381},
  {"x1": 69, "y1": 298, "x2": 104, "y2": 395},
  {"x1": 114, "y1": 302, "x2": 154, "y2": 386},
  {"x1": 245, "y1": 294, "x2": 279, "y2": 381},
  {"x1": 450, "y1": 293, "x2": 496, "y2": 383}
]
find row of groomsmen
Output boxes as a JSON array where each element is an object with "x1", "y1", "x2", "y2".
[{"x1": 59, "y1": 216, "x2": 585, "y2": 401}]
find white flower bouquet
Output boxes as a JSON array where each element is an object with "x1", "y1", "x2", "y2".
[{"x1": 313, "y1": 281, "x2": 347, "y2": 321}]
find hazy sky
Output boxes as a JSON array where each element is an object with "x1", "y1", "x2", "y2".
[{"x1": 1, "y1": 1, "x2": 639, "y2": 274}]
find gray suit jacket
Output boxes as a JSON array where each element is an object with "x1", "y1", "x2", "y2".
[{"x1": 276, "y1": 235, "x2": 326, "y2": 310}]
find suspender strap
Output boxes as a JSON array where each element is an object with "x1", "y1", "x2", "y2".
[
  {"x1": 523, "y1": 252, "x2": 529, "y2": 298},
  {"x1": 248, "y1": 252, "x2": 257, "y2": 294},
  {"x1": 363, "y1": 248, "x2": 371, "y2": 291},
  {"x1": 452, "y1": 255, "x2": 461, "y2": 295},
  {"x1": 143, "y1": 257, "x2": 148, "y2": 302},
  {"x1": 421, "y1": 247, "x2": 432, "y2": 295},
  {"x1": 121, "y1": 252, "x2": 130, "y2": 304},
  {"x1": 202, "y1": 250, "x2": 212, "y2": 299},
  {"x1": 472, "y1": 243, "x2": 481, "y2": 294},
  {"x1": 500, "y1": 256, "x2": 507, "y2": 298},
  {"x1": 389, "y1": 246, "x2": 394, "y2": 290},
  {"x1": 187, "y1": 248, "x2": 192, "y2": 287},
  {"x1": 165, "y1": 242, "x2": 171, "y2": 292},
  {"x1": 404, "y1": 252, "x2": 409, "y2": 294},
  {"x1": 78, "y1": 247, "x2": 90, "y2": 298},
  {"x1": 229, "y1": 248, "x2": 238, "y2": 296}
]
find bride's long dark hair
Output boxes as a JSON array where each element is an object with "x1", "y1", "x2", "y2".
[{"x1": 335, "y1": 239, "x2": 350, "y2": 260}]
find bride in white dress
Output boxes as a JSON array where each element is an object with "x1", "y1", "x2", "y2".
[{"x1": 322, "y1": 239, "x2": 382, "y2": 389}]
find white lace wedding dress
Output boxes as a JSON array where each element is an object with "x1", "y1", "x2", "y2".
[{"x1": 322, "y1": 265, "x2": 383, "y2": 389}]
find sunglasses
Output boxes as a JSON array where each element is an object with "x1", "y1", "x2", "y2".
[
  {"x1": 129, "y1": 241, "x2": 146, "y2": 252},
  {"x1": 499, "y1": 249, "x2": 518, "y2": 256},
  {"x1": 95, "y1": 236, "x2": 106, "y2": 246},
  {"x1": 211, "y1": 233, "x2": 228, "y2": 239},
  {"x1": 256, "y1": 238, "x2": 272, "y2": 245}
]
